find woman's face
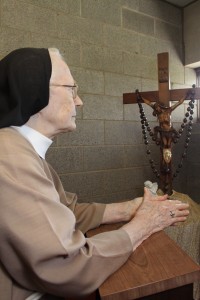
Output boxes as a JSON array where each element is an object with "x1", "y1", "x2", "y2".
[{"x1": 39, "y1": 54, "x2": 83, "y2": 137}]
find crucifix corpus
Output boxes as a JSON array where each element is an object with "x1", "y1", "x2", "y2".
[{"x1": 123, "y1": 52, "x2": 200, "y2": 195}]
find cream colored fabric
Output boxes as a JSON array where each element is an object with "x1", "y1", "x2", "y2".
[
  {"x1": 0, "y1": 128, "x2": 132, "y2": 300},
  {"x1": 163, "y1": 190, "x2": 200, "y2": 300}
]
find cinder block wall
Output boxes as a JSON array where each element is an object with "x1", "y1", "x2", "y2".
[{"x1": 0, "y1": 0, "x2": 198, "y2": 203}]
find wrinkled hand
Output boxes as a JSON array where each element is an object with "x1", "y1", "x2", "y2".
[
  {"x1": 122, "y1": 188, "x2": 189, "y2": 251},
  {"x1": 134, "y1": 187, "x2": 189, "y2": 232}
]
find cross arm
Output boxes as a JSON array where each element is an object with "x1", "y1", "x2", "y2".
[{"x1": 123, "y1": 87, "x2": 200, "y2": 104}]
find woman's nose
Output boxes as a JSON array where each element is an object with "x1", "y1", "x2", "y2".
[{"x1": 75, "y1": 95, "x2": 83, "y2": 106}]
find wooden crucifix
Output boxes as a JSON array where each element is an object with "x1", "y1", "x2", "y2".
[{"x1": 123, "y1": 52, "x2": 200, "y2": 195}]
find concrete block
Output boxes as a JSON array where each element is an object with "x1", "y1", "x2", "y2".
[
  {"x1": 82, "y1": 44, "x2": 123, "y2": 73},
  {"x1": 82, "y1": 94, "x2": 123, "y2": 120},
  {"x1": 124, "y1": 53, "x2": 157, "y2": 80},
  {"x1": 188, "y1": 135, "x2": 200, "y2": 163},
  {"x1": 25, "y1": 0, "x2": 81, "y2": 16},
  {"x1": 105, "y1": 121, "x2": 142, "y2": 145},
  {"x1": 139, "y1": 35, "x2": 157, "y2": 57},
  {"x1": 184, "y1": 67, "x2": 196, "y2": 86},
  {"x1": 142, "y1": 166, "x2": 158, "y2": 185},
  {"x1": 139, "y1": 0, "x2": 182, "y2": 27},
  {"x1": 60, "y1": 171, "x2": 105, "y2": 198},
  {"x1": 0, "y1": 27, "x2": 32, "y2": 55},
  {"x1": 104, "y1": 25, "x2": 139, "y2": 53},
  {"x1": 188, "y1": 123, "x2": 200, "y2": 134},
  {"x1": 140, "y1": 37, "x2": 183, "y2": 68},
  {"x1": 2, "y1": 0, "x2": 57, "y2": 35},
  {"x1": 170, "y1": 63, "x2": 185, "y2": 85},
  {"x1": 81, "y1": 0, "x2": 121, "y2": 26},
  {"x1": 81, "y1": 190, "x2": 135, "y2": 204},
  {"x1": 155, "y1": 20, "x2": 182, "y2": 45},
  {"x1": 31, "y1": 33, "x2": 81, "y2": 67},
  {"x1": 103, "y1": 168, "x2": 144, "y2": 194},
  {"x1": 124, "y1": 104, "x2": 141, "y2": 121},
  {"x1": 123, "y1": 167, "x2": 144, "y2": 189},
  {"x1": 83, "y1": 146, "x2": 124, "y2": 171},
  {"x1": 57, "y1": 14, "x2": 103, "y2": 45},
  {"x1": 141, "y1": 78, "x2": 158, "y2": 92},
  {"x1": 184, "y1": 162, "x2": 200, "y2": 203},
  {"x1": 71, "y1": 67, "x2": 104, "y2": 95},
  {"x1": 121, "y1": 0, "x2": 139, "y2": 11},
  {"x1": 124, "y1": 143, "x2": 159, "y2": 168},
  {"x1": 105, "y1": 72, "x2": 141, "y2": 97},
  {"x1": 46, "y1": 147, "x2": 83, "y2": 173},
  {"x1": 171, "y1": 102, "x2": 185, "y2": 123},
  {"x1": 57, "y1": 120, "x2": 104, "y2": 146},
  {"x1": 122, "y1": 9, "x2": 154, "y2": 36}
]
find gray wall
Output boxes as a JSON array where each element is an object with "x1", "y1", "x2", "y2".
[
  {"x1": 184, "y1": 0, "x2": 200, "y2": 67},
  {"x1": 0, "y1": 0, "x2": 198, "y2": 203}
]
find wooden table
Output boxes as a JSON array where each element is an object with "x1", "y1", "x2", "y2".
[{"x1": 87, "y1": 224, "x2": 200, "y2": 300}]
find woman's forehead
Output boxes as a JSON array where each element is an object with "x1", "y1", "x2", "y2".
[{"x1": 52, "y1": 57, "x2": 74, "y2": 83}]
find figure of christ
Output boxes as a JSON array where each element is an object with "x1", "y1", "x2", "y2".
[{"x1": 141, "y1": 95, "x2": 185, "y2": 151}]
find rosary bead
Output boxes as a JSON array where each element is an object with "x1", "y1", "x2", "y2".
[
  {"x1": 149, "y1": 159, "x2": 154, "y2": 164},
  {"x1": 144, "y1": 140, "x2": 149, "y2": 145},
  {"x1": 179, "y1": 128, "x2": 183, "y2": 133},
  {"x1": 187, "y1": 107, "x2": 191, "y2": 112},
  {"x1": 144, "y1": 135, "x2": 148, "y2": 140},
  {"x1": 187, "y1": 132, "x2": 191, "y2": 137},
  {"x1": 185, "y1": 112, "x2": 189, "y2": 117},
  {"x1": 190, "y1": 110, "x2": 194, "y2": 115},
  {"x1": 173, "y1": 139, "x2": 177, "y2": 143},
  {"x1": 182, "y1": 152, "x2": 187, "y2": 158},
  {"x1": 185, "y1": 143, "x2": 189, "y2": 148},
  {"x1": 186, "y1": 137, "x2": 190, "y2": 143},
  {"x1": 178, "y1": 163, "x2": 183, "y2": 168},
  {"x1": 145, "y1": 121, "x2": 149, "y2": 126},
  {"x1": 181, "y1": 123, "x2": 185, "y2": 128},
  {"x1": 189, "y1": 116, "x2": 193, "y2": 120},
  {"x1": 149, "y1": 132, "x2": 154, "y2": 136},
  {"x1": 146, "y1": 149, "x2": 151, "y2": 154},
  {"x1": 183, "y1": 118, "x2": 187, "y2": 123},
  {"x1": 147, "y1": 127, "x2": 151, "y2": 131},
  {"x1": 142, "y1": 129, "x2": 146, "y2": 134}
]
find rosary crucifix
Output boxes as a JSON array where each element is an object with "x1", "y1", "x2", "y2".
[{"x1": 123, "y1": 52, "x2": 200, "y2": 195}]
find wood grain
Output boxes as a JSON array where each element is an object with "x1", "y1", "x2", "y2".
[{"x1": 88, "y1": 225, "x2": 200, "y2": 300}]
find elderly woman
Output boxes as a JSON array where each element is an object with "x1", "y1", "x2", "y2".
[{"x1": 0, "y1": 48, "x2": 189, "y2": 300}]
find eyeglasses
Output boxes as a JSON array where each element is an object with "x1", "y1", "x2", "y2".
[{"x1": 51, "y1": 83, "x2": 78, "y2": 99}]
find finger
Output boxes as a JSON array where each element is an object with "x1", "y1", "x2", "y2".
[
  {"x1": 175, "y1": 203, "x2": 190, "y2": 210},
  {"x1": 153, "y1": 194, "x2": 168, "y2": 201},
  {"x1": 172, "y1": 216, "x2": 188, "y2": 225},
  {"x1": 174, "y1": 209, "x2": 190, "y2": 217}
]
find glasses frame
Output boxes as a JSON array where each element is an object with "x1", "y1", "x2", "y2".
[{"x1": 51, "y1": 83, "x2": 78, "y2": 99}]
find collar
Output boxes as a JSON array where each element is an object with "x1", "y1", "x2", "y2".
[{"x1": 12, "y1": 125, "x2": 52, "y2": 159}]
